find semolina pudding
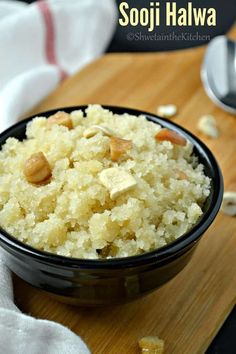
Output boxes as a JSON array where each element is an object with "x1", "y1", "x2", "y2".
[{"x1": 0, "y1": 105, "x2": 211, "y2": 259}]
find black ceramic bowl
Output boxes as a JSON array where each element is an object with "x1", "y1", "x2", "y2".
[{"x1": 0, "y1": 106, "x2": 223, "y2": 306}]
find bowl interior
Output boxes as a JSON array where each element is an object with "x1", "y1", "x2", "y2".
[{"x1": 0, "y1": 105, "x2": 223, "y2": 268}]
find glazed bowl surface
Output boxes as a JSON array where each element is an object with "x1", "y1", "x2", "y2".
[{"x1": 0, "y1": 106, "x2": 223, "y2": 305}]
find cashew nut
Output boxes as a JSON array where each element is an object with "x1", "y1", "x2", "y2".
[
  {"x1": 23, "y1": 152, "x2": 52, "y2": 184},
  {"x1": 221, "y1": 191, "x2": 236, "y2": 216}
]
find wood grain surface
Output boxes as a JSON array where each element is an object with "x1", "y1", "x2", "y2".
[{"x1": 14, "y1": 27, "x2": 236, "y2": 354}]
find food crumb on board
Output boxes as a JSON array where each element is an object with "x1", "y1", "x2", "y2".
[
  {"x1": 221, "y1": 191, "x2": 236, "y2": 216},
  {"x1": 138, "y1": 335, "x2": 164, "y2": 353},
  {"x1": 197, "y1": 115, "x2": 219, "y2": 138},
  {"x1": 157, "y1": 104, "x2": 177, "y2": 119}
]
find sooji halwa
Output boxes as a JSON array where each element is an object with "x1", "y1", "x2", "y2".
[{"x1": 0, "y1": 105, "x2": 210, "y2": 259}]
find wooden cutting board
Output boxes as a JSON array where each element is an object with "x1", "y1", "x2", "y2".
[{"x1": 14, "y1": 28, "x2": 236, "y2": 354}]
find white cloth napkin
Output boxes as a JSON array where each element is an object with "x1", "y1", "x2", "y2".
[
  {"x1": 0, "y1": 252, "x2": 91, "y2": 354},
  {"x1": 0, "y1": 0, "x2": 117, "y2": 353},
  {"x1": 0, "y1": 0, "x2": 117, "y2": 133}
]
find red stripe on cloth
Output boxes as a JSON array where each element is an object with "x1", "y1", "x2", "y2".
[{"x1": 37, "y1": 0, "x2": 68, "y2": 81}]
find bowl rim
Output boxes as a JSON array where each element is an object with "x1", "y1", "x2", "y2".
[{"x1": 0, "y1": 105, "x2": 224, "y2": 269}]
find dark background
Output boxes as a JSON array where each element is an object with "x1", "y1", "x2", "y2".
[
  {"x1": 18, "y1": 1, "x2": 236, "y2": 353},
  {"x1": 108, "y1": 0, "x2": 236, "y2": 52}
]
